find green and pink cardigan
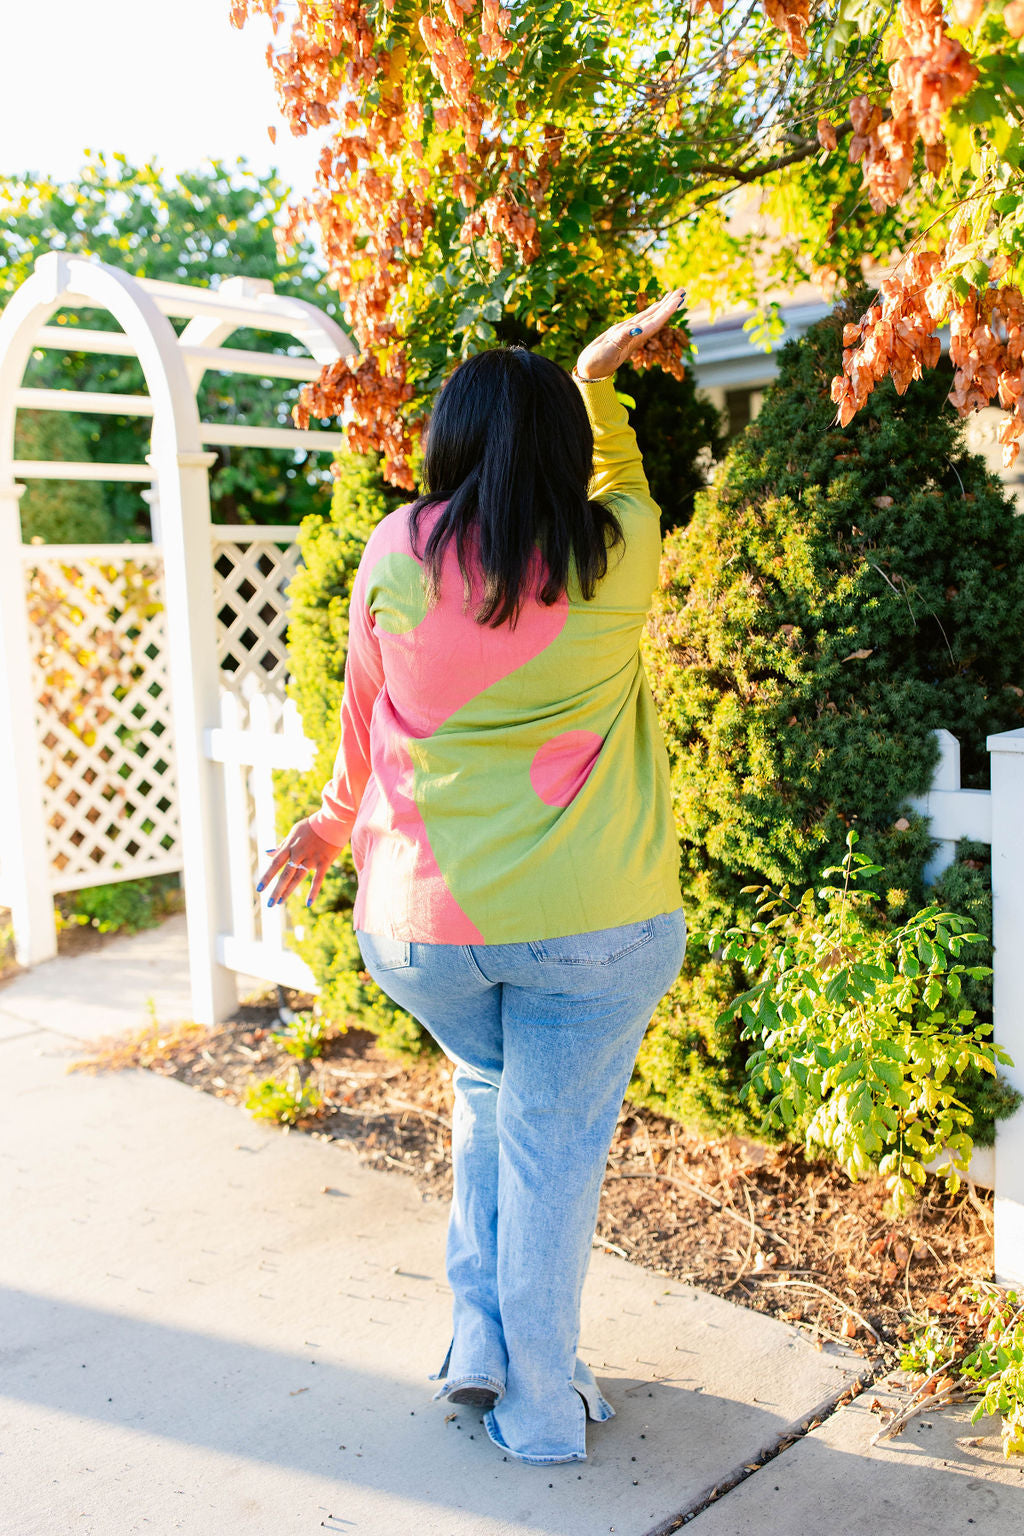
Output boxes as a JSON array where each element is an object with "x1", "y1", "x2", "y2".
[{"x1": 308, "y1": 372, "x2": 682, "y2": 943}]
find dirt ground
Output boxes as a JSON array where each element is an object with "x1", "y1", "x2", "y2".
[{"x1": 71, "y1": 986, "x2": 995, "y2": 1368}]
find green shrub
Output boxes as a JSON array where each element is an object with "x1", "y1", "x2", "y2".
[
  {"x1": 16, "y1": 410, "x2": 118, "y2": 543},
  {"x1": 633, "y1": 298, "x2": 1024, "y2": 1139},
  {"x1": 279, "y1": 453, "x2": 428, "y2": 1056},
  {"x1": 64, "y1": 874, "x2": 179, "y2": 935},
  {"x1": 283, "y1": 309, "x2": 1024, "y2": 1152},
  {"x1": 712, "y1": 832, "x2": 1016, "y2": 1209},
  {"x1": 900, "y1": 1282, "x2": 1024, "y2": 1460}
]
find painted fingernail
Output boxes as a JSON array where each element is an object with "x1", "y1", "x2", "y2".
[
  {"x1": 267, "y1": 897, "x2": 274, "y2": 907},
  {"x1": 306, "y1": 897, "x2": 313, "y2": 908},
  {"x1": 629, "y1": 326, "x2": 642, "y2": 336},
  {"x1": 256, "y1": 882, "x2": 264, "y2": 892}
]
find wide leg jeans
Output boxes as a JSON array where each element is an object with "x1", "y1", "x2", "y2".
[{"x1": 355, "y1": 907, "x2": 687, "y2": 1465}]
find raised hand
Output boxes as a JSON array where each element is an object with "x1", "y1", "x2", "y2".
[{"x1": 575, "y1": 287, "x2": 686, "y2": 383}]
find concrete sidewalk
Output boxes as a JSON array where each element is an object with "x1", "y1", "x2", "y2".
[{"x1": 1, "y1": 921, "x2": 1021, "y2": 1536}]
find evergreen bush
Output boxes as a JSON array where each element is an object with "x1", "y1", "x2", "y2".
[{"x1": 633, "y1": 300, "x2": 1024, "y2": 1138}]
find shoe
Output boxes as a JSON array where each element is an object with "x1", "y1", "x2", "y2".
[{"x1": 445, "y1": 1386, "x2": 498, "y2": 1409}]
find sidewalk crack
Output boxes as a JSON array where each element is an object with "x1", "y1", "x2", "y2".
[{"x1": 644, "y1": 1357, "x2": 887, "y2": 1535}]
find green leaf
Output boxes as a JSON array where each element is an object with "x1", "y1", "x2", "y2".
[
  {"x1": 963, "y1": 257, "x2": 990, "y2": 289},
  {"x1": 873, "y1": 1060, "x2": 904, "y2": 1090}
]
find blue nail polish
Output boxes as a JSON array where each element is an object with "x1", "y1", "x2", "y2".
[
  {"x1": 267, "y1": 897, "x2": 274, "y2": 907},
  {"x1": 306, "y1": 897, "x2": 312, "y2": 908},
  {"x1": 256, "y1": 882, "x2": 264, "y2": 892},
  {"x1": 629, "y1": 326, "x2": 642, "y2": 336}
]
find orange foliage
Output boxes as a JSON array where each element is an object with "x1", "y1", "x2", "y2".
[
  {"x1": 692, "y1": 0, "x2": 810, "y2": 58},
  {"x1": 831, "y1": 248, "x2": 1024, "y2": 468},
  {"x1": 833, "y1": 0, "x2": 976, "y2": 212},
  {"x1": 233, "y1": 0, "x2": 550, "y2": 483},
  {"x1": 235, "y1": 0, "x2": 998, "y2": 476},
  {"x1": 818, "y1": 0, "x2": 1016, "y2": 451}
]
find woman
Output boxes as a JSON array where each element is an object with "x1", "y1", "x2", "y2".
[{"x1": 258, "y1": 289, "x2": 688, "y2": 1466}]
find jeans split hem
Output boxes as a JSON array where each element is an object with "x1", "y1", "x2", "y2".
[{"x1": 483, "y1": 1408, "x2": 587, "y2": 1466}]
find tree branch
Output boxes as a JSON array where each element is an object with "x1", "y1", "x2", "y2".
[{"x1": 690, "y1": 121, "x2": 853, "y2": 186}]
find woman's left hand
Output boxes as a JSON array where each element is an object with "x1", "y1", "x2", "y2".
[{"x1": 257, "y1": 818, "x2": 343, "y2": 908}]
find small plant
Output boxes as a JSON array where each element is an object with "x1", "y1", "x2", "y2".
[
  {"x1": 271, "y1": 1009, "x2": 328, "y2": 1060},
  {"x1": 710, "y1": 831, "x2": 1016, "y2": 1210},
  {"x1": 244, "y1": 1068, "x2": 323, "y2": 1126},
  {"x1": 897, "y1": 1282, "x2": 1024, "y2": 1459}
]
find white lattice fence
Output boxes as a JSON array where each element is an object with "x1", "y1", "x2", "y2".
[
  {"x1": 212, "y1": 526, "x2": 302, "y2": 712},
  {"x1": 17, "y1": 530, "x2": 307, "y2": 896},
  {"x1": 22, "y1": 544, "x2": 182, "y2": 890}
]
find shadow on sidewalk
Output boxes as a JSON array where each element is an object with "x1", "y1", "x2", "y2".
[{"x1": 4, "y1": 1283, "x2": 712, "y2": 1511}]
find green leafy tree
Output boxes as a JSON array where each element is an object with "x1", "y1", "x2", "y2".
[
  {"x1": 1, "y1": 154, "x2": 346, "y2": 539},
  {"x1": 633, "y1": 300, "x2": 1024, "y2": 1137},
  {"x1": 16, "y1": 410, "x2": 113, "y2": 542}
]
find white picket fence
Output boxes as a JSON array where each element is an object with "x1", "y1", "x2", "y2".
[
  {"x1": 204, "y1": 688, "x2": 318, "y2": 995},
  {"x1": 910, "y1": 726, "x2": 1024, "y2": 1283}
]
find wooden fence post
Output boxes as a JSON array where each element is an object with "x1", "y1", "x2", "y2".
[{"x1": 988, "y1": 727, "x2": 1024, "y2": 1286}]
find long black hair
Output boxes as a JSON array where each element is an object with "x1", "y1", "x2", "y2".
[{"x1": 408, "y1": 347, "x2": 624, "y2": 628}]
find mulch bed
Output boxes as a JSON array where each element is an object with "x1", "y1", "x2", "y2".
[{"x1": 71, "y1": 986, "x2": 995, "y2": 1371}]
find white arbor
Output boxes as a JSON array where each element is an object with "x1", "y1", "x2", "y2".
[{"x1": 0, "y1": 252, "x2": 351, "y2": 1022}]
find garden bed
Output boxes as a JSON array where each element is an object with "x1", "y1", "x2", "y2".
[{"x1": 72, "y1": 990, "x2": 994, "y2": 1367}]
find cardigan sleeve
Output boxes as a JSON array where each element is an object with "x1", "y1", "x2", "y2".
[
  {"x1": 307, "y1": 551, "x2": 384, "y2": 849},
  {"x1": 573, "y1": 371, "x2": 662, "y2": 518}
]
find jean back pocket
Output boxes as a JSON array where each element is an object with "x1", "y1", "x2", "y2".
[
  {"x1": 527, "y1": 918, "x2": 655, "y2": 967},
  {"x1": 356, "y1": 931, "x2": 411, "y2": 971}
]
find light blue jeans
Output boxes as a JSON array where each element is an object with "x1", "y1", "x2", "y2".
[{"x1": 355, "y1": 908, "x2": 687, "y2": 1465}]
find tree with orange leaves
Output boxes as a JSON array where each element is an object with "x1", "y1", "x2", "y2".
[{"x1": 232, "y1": 0, "x2": 1024, "y2": 479}]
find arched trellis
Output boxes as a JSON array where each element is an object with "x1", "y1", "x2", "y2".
[{"x1": 0, "y1": 252, "x2": 353, "y2": 1022}]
